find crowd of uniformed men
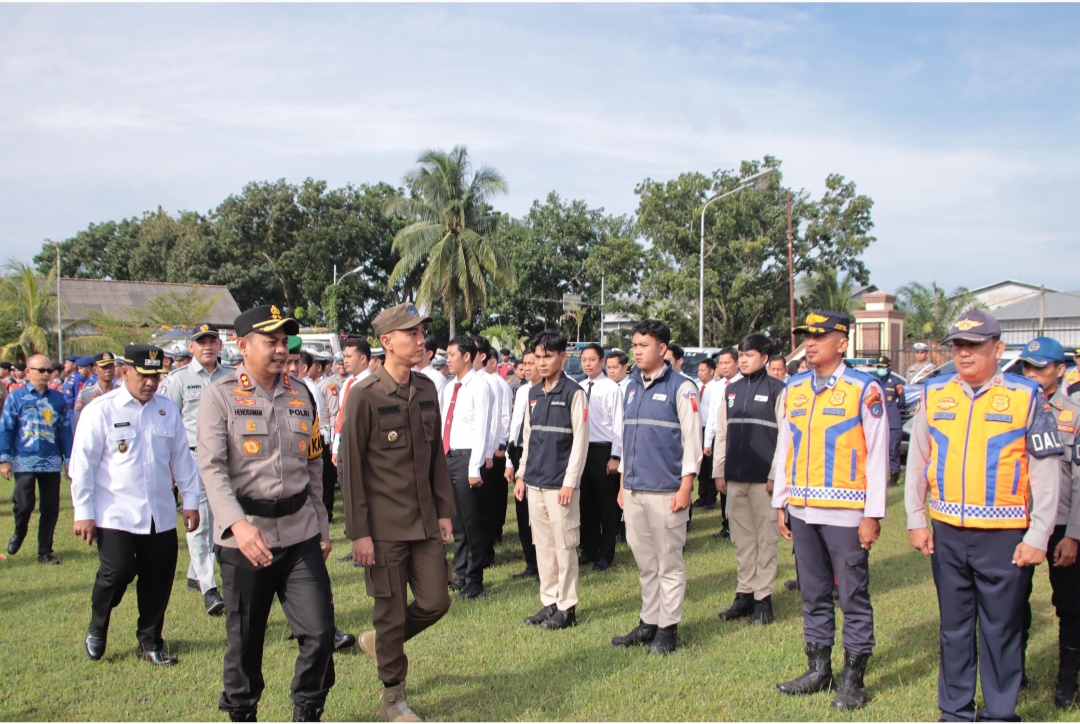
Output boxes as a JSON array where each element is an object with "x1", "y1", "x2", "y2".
[{"x1": 1, "y1": 299, "x2": 1078, "y2": 723}]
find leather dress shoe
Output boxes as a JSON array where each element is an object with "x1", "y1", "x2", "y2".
[
  {"x1": 333, "y1": 630, "x2": 356, "y2": 651},
  {"x1": 204, "y1": 588, "x2": 225, "y2": 616},
  {"x1": 228, "y1": 710, "x2": 257, "y2": 722},
  {"x1": 510, "y1": 567, "x2": 539, "y2": 579},
  {"x1": 85, "y1": 626, "x2": 107, "y2": 660},
  {"x1": 524, "y1": 604, "x2": 557, "y2": 626},
  {"x1": 541, "y1": 607, "x2": 576, "y2": 630},
  {"x1": 612, "y1": 620, "x2": 658, "y2": 647},
  {"x1": 38, "y1": 553, "x2": 61, "y2": 565},
  {"x1": 137, "y1": 644, "x2": 178, "y2": 666},
  {"x1": 187, "y1": 577, "x2": 200, "y2": 592},
  {"x1": 592, "y1": 559, "x2": 611, "y2": 571},
  {"x1": 7, "y1": 533, "x2": 23, "y2": 556},
  {"x1": 293, "y1": 703, "x2": 324, "y2": 722},
  {"x1": 578, "y1": 552, "x2": 597, "y2": 565},
  {"x1": 459, "y1": 584, "x2": 486, "y2": 600}
]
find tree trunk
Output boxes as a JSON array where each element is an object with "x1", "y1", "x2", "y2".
[{"x1": 448, "y1": 302, "x2": 456, "y2": 340}]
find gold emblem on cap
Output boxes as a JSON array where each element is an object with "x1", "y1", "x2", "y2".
[
  {"x1": 270, "y1": 305, "x2": 282, "y2": 320},
  {"x1": 118, "y1": 440, "x2": 128, "y2": 453},
  {"x1": 200, "y1": 324, "x2": 209, "y2": 332},
  {"x1": 149, "y1": 349, "x2": 159, "y2": 360},
  {"x1": 955, "y1": 319, "x2": 983, "y2": 331},
  {"x1": 388, "y1": 431, "x2": 399, "y2": 443},
  {"x1": 806, "y1": 313, "x2": 829, "y2": 325}
]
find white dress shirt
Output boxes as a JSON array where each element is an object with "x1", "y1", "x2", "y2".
[
  {"x1": 698, "y1": 378, "x2": 722, "y2": 436},
  {"x1": 506, "y1": 381, "x2": 533, "y2": 469},
  {"x1": 704, "y1": 373, "x2": 743, "y2": 449},
  {"x1": 440, "y1": 369, "x2": 493, "y2": 478},
  {"x1": 331, "y1": 369, "x2": 370, "y2": 455},
  {"x1": 582, "y1": 373, "x2": 624, "y2": 458},
  {"x1": 477, "y1": 368, "x2": 512, "y2": 458},
  {"x1": 417, "y1": 363, "x2": 448, "y2": 395},
  {"x1": 69, "y1": 386, "x2": 199, "y2": 534},
  {"x1": 302, "y1": 377, "x2": 326, "y2": 429}
]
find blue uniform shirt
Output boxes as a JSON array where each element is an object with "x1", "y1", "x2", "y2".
[{"x1": 0, "y1": 384, "x2": 74, "y2": 472}]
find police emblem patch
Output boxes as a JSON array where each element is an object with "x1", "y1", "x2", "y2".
[
  {"x1": 955, "y1": 319, "x2": 983, "y2": 331},
  {"x1": 792, "y1": 394, "x2": 808, "y2": 408},
  {"x1": 300, "y1": 421, "x2": 309, "y2": 432},
  {"x1": 299, "y1": 440, "x2": 307, "y2": 453},
  {"x1": 235, "y1": 398, "x2": 257, "y2": 406},
  {"x1": 1060, "y1": 409, "x2": 1075, "y2": 423},
  {"x1": 992, "y1": 395, "x2": 1010, "y2": 412},
  {"x1": 246, "y1": 420, "x2": 257, "y2": 432},
  {"x1": 286, "y1": 399, "x2": 306, "y2": 407},
  {"x1": 242, "y1": 439, "x2": 260, "y2": 455},
  {"x1": 938, "y1": 397, "x2": 957, "y2": 410},
  {"x1": 830, "y1": 389, "x2": 846, "y2": 406},
  {"x1": 865, "y1": 391, "x2": 883, "y2": 418}
]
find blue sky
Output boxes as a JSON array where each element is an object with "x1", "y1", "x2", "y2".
[{"x1": 2, "y1": 3, "x2": 1079, "y2": 294}]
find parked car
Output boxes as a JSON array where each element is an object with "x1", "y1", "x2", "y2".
[{"x1": 681, "y1": 347, "x2": 724, "y2": 382}]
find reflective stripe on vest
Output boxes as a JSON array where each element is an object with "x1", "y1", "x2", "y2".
[{"x1": 622, "y1": 366, "x2": 684, "y2": 492}]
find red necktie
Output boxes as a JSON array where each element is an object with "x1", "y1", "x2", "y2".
[
  {"x1": 334, "y1": 376, "x2": 358, "y2": 435},
  {"x1": 443, "y1": 382, "x2": 462, "y2": 454}
]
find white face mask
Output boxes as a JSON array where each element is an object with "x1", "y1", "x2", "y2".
[{"x1": 875, "y1": 367, "x2": 889, "y2": 378}]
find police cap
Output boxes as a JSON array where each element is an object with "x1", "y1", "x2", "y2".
[
  {"x1": 93, "y1": 351, "x2": 116, "y2": 367},
  {"x1": 191, "y1": 322, "x2": 220, "y2": 341},
  {"x1": 874, "y1": 356, "x2": 891, "y2": 367},
  {"x1": 76, "y1": 356, "x2": 94, "y2": 367},
  {"x1": 234, "y1": 305, "x2": 300, "y2": 337},
  {"x1": 124, "y1": 344, "x2": 167, "y2": 375},
  {"x1": 287, "y1": 335, "x2": 303, "y2": 354},
  {"x1": 943, "y1": 309, "x2": 1000, "y2": 344},
  {"x1": 65, "y1": 354, "x2": 80, "y2": 363},
  {"x1": 1019, "y1": 336, "x2": 1066, "y2": 368},
  {"x1": 794, "y1": 310, "x2": 850, "y2": 336}
]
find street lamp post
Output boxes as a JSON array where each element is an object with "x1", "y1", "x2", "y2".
[
  {"x1": 787, "y1": 189, "x2": 810, "y2": 352},
  {"x1": 698, "y1": 168, "x2": 777, "y2": 347},
  {"x1": 331, "y1": 263, "x2": 365, "y2": 332}
]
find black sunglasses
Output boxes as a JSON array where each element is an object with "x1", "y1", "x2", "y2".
[{"x1": 27, "y1": 366, "x2": 52, "y2": 374}]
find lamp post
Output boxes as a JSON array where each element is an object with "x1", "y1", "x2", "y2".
[
  {"x1": 698, "y1": 168, "x2": 777, "y2": 347},
  {"x1": 331, "y1": 263, "x2": 364, "y2": 332},
  {"x1": 787, "y1": 189, "x2": 811, "y2": 352}
]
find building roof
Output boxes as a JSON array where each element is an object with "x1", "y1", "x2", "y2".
[
  {"x1": 965, "y1": 280, "x2": 1051, "y2": 295},
  {"x1": 57, "y1": 278, "x2": 242, "y2": 328},
  {"x1": 994, "y1": 290, "x2": 1080, "y2": 322}
]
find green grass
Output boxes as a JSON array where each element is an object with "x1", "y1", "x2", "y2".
[{"x1": 1, "y1": 479, "x2": 1077, "y2": 722}]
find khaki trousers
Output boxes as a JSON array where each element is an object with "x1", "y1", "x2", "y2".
[
  {"x1": 624, "y1": 489, "x2": 689, "y2": 628},
  {"x1": 726, "y1": 482, "x2": 780, "y2": 599},
  {"x1": 527, "y1": 486, "x2": 580, "y2": 610}
]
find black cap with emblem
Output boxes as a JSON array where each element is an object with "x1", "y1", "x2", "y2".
[
  {"x1": 794, "y1": 310, "x2": 851, "y2": 336},
  {"x1": 191, "y1": 322, "x2": 220, "y2": 341},
  {"x1": 93, "y1": 351, "x2": 116, "y2": 367},
  {"x1": 124, "y1": 344, "x2": 168, "y2": 375},
  {"x1": 943, "y1": 308, "x2": 1001, "y2": 344},
  {"x1": 234, "y1": 305, "x2": 300, "y2": 337}
]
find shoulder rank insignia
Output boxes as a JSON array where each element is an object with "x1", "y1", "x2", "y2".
[{"x1": 238, "y1": 373, "x2": 253, "y2": 390}]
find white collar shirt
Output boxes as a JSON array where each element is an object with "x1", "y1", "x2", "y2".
[
  {"x1": 506, "y1": 381, "x2": 534, "y2": 468},
  {"x1": 704, "y1": 373, "x2": 743, "y2": 448},
  {"x1": 440, "y1": 370, "x2": 493, "y2": 478},
  {"x1": 698, "y1": 378, "x2": 724, "y2": 431},
  {"x1": 69, "y1": 386, "x2": 199, "y2": 535},
  {"x1": 477, "y1": 368, "x2": 512, "y2": 456},
  {"x1": 331, "y1": 369, "x2": 371, "y2": 455},
  {"x1": 582, "y1": 374, "x2": 624, "y2": 457},
  {"x1": 417, "y1": 364, "x2": 448, "y2": 395}
]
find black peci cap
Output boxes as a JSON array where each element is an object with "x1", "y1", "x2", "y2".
[
  {"x1": 234, "y1": 305, "x2": 299, "y2": 337},
  {"x1": 123, "y1": 344, "x2": 168, "y2": 375}
]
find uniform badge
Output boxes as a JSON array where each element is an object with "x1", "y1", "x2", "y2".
[
  {"x1": 937, "y1": 397, "x2": 957, "y2": 410},
  {"x1": 955, "y1": 318, "x2": 983, "y2": 331},
  {"x1": 287, "y1": 388, "x2": 300, "y2": 396},
  {"x1": 118, "y1": 440, "x2": 128, "y2": 453},
  {"x1": 992, "y1": 395, "x2": 1010, "y2": 412},
  {"x1": 159, "y1": 409, "x2": 166, "y2": 416},
  {"x1": 830, "y1": 389, "x2": 846, "y2": 406},
  {"x1": 329, "y1": 384, "x2": 338, "y2": 397},
  {"x1": 300, "y1": 421, "x2": 309, "y2": 432},
  {"x1": 792, "y1": 394, "x2": 808, "y2": 408},
  {"x1": 239, "y1": 373, "x2": 253, "y2": 389},
  {"x1": 286, "y1": 399, "x2": 306, "y2": 407},
  {"x1": 242, "y1": 439, "x2": 261, "y2": 455},
  {"x1": 1060, "y1": 409, "x2": 1076, "y2": 423},
  {"x1": 626, "y1": 390, "x2": 636, "y2": 406},
  {"x1": 299, "y1": 439, "x2": 307, "y2": 453},
  {"x1": 864, "y1": 391, "x2": 883, "y2": 418},
  {"x1": 246, "y1": 420, "x2": 258, "y2": 432},
  {"x1": 231, "y1": 388, "x2": 253, "y2": 396},
  {"x1": 282, "y1": 373, "x2": 292, "y2": 388},
  {"x1": 388, "y1": 431, "x2": 399, "y2": 443},
  {"x1": 235, "y1": 397, "x2": 257, "y2": 406}
]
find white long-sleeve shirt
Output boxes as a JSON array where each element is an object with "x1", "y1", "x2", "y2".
[
  {"x1": 69, "y1": 386, "x2": 199, "y2": 534},
  {"x1": 477, "y1": 368, "x2": 511, "y2": 458},
  {"x1": 704, "y1": 374, "x2": 743, "y2": 448},
  {"x1": 331, "y1": 369, "x2": 370, "y2": 456},
  {"x1": 417, "y1": 363, "x2": 447, "y2": 395},
  {"x1": 441, "y1": 370, "x2": 493, "y2": 479},
  {"x1": 698, "y1": 378, "x2": 723, "y2": 435},
  {"x1": 581, "y1": 373, "x2": 624, "y2": 458},
  {"x1": 506, "y1": 381, "x2": 534, "y2": 468}
]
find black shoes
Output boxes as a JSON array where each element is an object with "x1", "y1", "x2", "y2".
[
  {"x1": 1056, "y1": 645, "x2": 1080, "y2": 709},
  {"x1": 649, "y1": 625, "x2": 677, "y2": 655},
  {"x1": 292, "y1": 703, "x2": 323, "y2": 722},
  {"x1": 783, "y1": 579, "x2": 800, "y2": 591},
  {"x1": 524, "y1": 604, "x2": 557, "y2": 626},
  {"x1": 85, "y1": 626, "x2": 107, "y2": 660},
  {"x1": 449, "y1": 578, "x2": 465, "y2": 592},
  {"x1": 719, "y1": 592, "x2": 755, "y2": 621},
  {"x1": 751, "y1": 596, "x2": 775, "y2": 626},
  {"x1": 578, "y1": 552, "x2": 597, "y2": 565},
  {"x1": 338, "y1": 553, "x2": 353, "y2": 563},
  {"x1": 229, "y1": 710, "x2": 258, "y2": 722},
  {"x1": 333, "y1": 630, "x2": 356, "y2": 651},
  {"x1": 612, "y1": 620, "x2": 658, "y2": 648},
  {"x1": 7, "y1": 533, "x2": 23, "y2": 556},
  {"x1": 459, "y1": 584, "x2": 486, "y2": 600},
  {"x1": 712, "y1": 523, "x2": 731, "y2": 539},
  {"x1": 38, "y1": 553, "x2": 60, "y2": 565},
  {"x1": 830, "y1": 650, "x2": 871, "y2": 710},
  {"x1": 187, "y1": 577, "x2": 201, "y2": 592},
  {"x1": 510, "y1": 567, "x2": 539, "y2": 579},
  {"x1": 778, "y1": 642, "x2": 835, "y2": 695},
  {"x1": 592, "y1": 559, "x2": 611, "y2": 571},
  {"x1": 692, "y1": 498, "x2": 716, "y2": 510},
  {"x1": 205, "y1": 588, "x2": 225, "y2": 616},
  {"x1": 540, "y1": 607, "x2": 576, "y2": 630},
  {"x1": 888, "y1": 471, "x2": 901, "y2": 487},
  {"x1": 137, "y1": 644, "x2": 178, "y2": 666}
]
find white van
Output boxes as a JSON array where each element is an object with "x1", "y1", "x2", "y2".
[{"x1": 298, "y1": 331, "x2": 342, "y2": 358}]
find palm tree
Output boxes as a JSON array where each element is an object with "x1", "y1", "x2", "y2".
[
  {"x1": 797, "y1": 268, "x2": 858, "y2": 317},
  {"x1": 0, "y1": 261, "x2": 58, "y2": 361},
  {"x1": 895, "y1": 281, "x2": 983, "y2": 342},
  {"x1": 385, "y1": 145, "x2": 515, "y2": 338}
]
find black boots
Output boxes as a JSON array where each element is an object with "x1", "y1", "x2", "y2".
[
  {"x1": 611, "y1": 620, "x2": 658, "y2": 647},
  {"x1": 1056, "y1": 645, "x2": 1080, "y2": 709},
  {"x1": 751, "y1": 596, "x2": 775, "y2": 626},
  {"x1": 229, "y1": 709, "x2": 257, "y2": 722},
  {"x1": 524, "y1": 604, "x2": 557, "y2": 626},
  {"x1": 649, "y1": 625, "x2": 677, "y2": 655},
  {"x1": 777, "y1": 643, "x2": 835, "y2": 695},
  {"x1": 830, "y1": 650, "x2": 871, "y2": 710},
  {"x1": 719, "y1": 592, "x2": 754, "y2": 620},
  {"x1": 292, "y1": 703, "x2": 323, "y2": 722}
]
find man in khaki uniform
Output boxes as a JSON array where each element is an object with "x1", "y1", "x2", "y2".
[
  {"x1": 198, "y1": 305, "x2": 336, "y2": 723},
  {"x1": 72, "y1": 352, "x2": 118, "y2": 430},
  {"x1": 340, "y1": 302, "x2": 455, "y2": 723}
]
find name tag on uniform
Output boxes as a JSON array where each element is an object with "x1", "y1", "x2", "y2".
[
  {"x1": 823, "y1": 408, "x2": 846, "y2": 416},
  {"x1": 934, "y1": 412, "x2": 956, "y2": 421},
  {"x1": 418, "y1": 400, "x2": 436, "y2": 410},
  {"x1": 754, "y1": 394, "x2": 768, "y2": 402},
  {"x1": 985, "y1": 413, "x2": 1013, "y2": 423},
  {"x1": 652, "y1": 393, "x2": 667, "y2": 402},
  {"x1": 551, "y1": 400, "x2": 566, "y2": 407},
  {"x1": 790, "y1": 409, "x2": 807, "y2": 417},
  {"x1": 378, "y1": 405, "x2": 401, "y2": 415}
]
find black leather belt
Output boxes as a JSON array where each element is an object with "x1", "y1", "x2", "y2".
[
  {"x1": 236, "y1": 487, "x2": 309, "y2": 518},
  {"x1": 447, "y1": 449, "x2": 471, "y2": 458}
]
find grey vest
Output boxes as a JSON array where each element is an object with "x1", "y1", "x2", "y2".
[
  {"x1": 524, "y1": 373, "x2": 580, "y2": 489},
  {"x1": 622, "y1": 364, "x2": 684, "y2": 492}
]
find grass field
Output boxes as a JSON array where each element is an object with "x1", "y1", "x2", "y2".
[{"x1": 1, "y1": 478, "x2": 1077, "y2": 722}]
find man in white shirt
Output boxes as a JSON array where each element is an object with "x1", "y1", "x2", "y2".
[
  {"x1": 442, "y1": 336, "x2": 494, "y2": 599},
  {"x1": 578, "y1": 343, "x2": 624, "y2": 571},
  {"x1": 416, "y1": 333, "x2": 447, "y2": 395},
  {"x1": 692, "y1": 357, "x2": 722, "y2": 511},
  {"x1": 605, "y1": 350, "x2": 631, "y2": 394},
  {"x1": 70, "y1": 344, "x2": 200, "y2": 666},
  {"x1": 481, "y1": 343, "x2": 513, "y2": 549},
  {"x1": 331, "y1": 338, "x2": 371, "y2": 465},
  {"x1": 703, "y1": 347, "x2": 742, "y2": 538},
  {"x1": 504, "y1": 351, "x2": 539, "y2": 578}
]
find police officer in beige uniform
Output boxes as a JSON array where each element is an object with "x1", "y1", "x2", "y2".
[
  {"x1": 73, "y1": 352, "x2": 118, "y2": 430},
  {"x1": 198, "y1": 305, "x2": 335, "y2": 723},
  {"x1": 340, "y1": 303, "x2": 455, "y2": 723}
]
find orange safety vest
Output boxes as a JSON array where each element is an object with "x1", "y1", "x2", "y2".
[
  {"x1": 923, "y1": 373, "x2": 1041, "y2": 529},
  {"x1": 784, "y1": 368, "x2": 876, "y2": 510}
]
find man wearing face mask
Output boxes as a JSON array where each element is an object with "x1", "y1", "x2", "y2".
[{"x1": 871, "y1": 357, "x2": 907, "y2": 487}]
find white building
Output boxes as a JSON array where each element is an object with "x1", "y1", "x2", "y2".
[
  {"x1": 994, "y1": 290, "x2": 1080, "y2": 348},
  {"x1": 964, "y1": 280, "x2": 1049, "y2": 311}
]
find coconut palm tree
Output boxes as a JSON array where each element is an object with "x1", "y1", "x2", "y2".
[
  {"x1": 385, "y1": 145, "x2": 515, "y2": 338},
  {"x1": 895, "y1": 281, "x2": 983, "y2": 342},
  {"x1": 797, "y1": 268, "x2": 859, "y2": 317},
  {"x1": 0, "y1": 261, "x2": 58, "y2": 361}
]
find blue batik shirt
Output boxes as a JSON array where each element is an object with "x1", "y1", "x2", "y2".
[{"x1": 0, "y1": 384, "x2": 73, "y2": 472}]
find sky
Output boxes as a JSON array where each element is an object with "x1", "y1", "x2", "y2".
[{"x1": 2, "y1": 3, "x2": 1079, "y2": 295}]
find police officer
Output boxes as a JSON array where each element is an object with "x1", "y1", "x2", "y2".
[
  {"x1": 75, "y1": 356, "x2": 95, "y2": 391},
  {"x1": 60, "y1": 355, "x2": 81, "y2": 425},
  {"x1": 339, "y1": 302, "x2": 455, "y2": 723},
  {"x1": 871, "y1": 356, "x2": 907, "y2": 486},
  {"x1": 163, "y1": 322, "x2": 230, "y2": 616},
  {"x1": 1017, "y1": 336, "x2": 1080, "y2": 708},
  {"x1": 171, "y1": 342, "x2": 192, "y2": 370},
  {"x1": 73, "y1": 352, "x2": 118, "y2": 430},
  {"x1": 70, "y1": 344, "x2": 201, "y2": 665},
  {"x1": 773, "y1": 311, "x2": 889, "y2": 711},
  {"x1": 906, "y1": 310, "x2": 1062, "y2": 722},
  {"x1": 198, "y1": 305, "x2": 335, "y2": 723},
  {"x1": 311, "y1": 351, "x2": 341, "y2": 524},
  {"x1": 906, "y1": 342, "x2": 934, "y2": 383}
]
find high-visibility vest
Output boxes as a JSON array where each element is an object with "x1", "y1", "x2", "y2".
[
  {"x1": 784, "y1": 368, "x2": 876, "y2": 510},
  {"x1": 924, "y1": 373, "x2": 1043, "y2": 529}
]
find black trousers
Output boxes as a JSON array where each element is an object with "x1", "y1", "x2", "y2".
[
  {"x1": 888, "y1": 428, "x2": 903, "y2": 475},
  {"x1": 698, "y1": 430, "x2": 716, "y2": 503},
  {"x1": 12, "y1": 471, "x2": 61, "y2": 556},
  {"x1": 580, "y1": 442, "x2": 621, "y2": 564},
  {"x1": 483, "y1": 454, "x2": 508, "y2": 549},
  {"x1": 320, "y1": 444, "x2": 337, "y2": 524},
  {"x1": 1021, "y1": 524, "x2": 1080, "y2": 655},
  {"x1": 447, "y1": 451, "x2": 491, "y2": 586},
  {"x1": 932, "y1": 521, "x2": 1028, "y2": 722},
  {"x1": 217, "y1": 535, "x2": 336, "y2": 713},
  {"x1": 90, "y1": 524, "x2": 179, "y2": 650},
  {"x1": 508, "y1": 445, "x2": 536, "y2": 571}
]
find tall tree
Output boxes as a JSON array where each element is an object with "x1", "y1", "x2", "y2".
[
  {"x1": 0, "y1": 261, "x2": 58, "y2": 361},
  {"x1": 797, "y1": 268, "x2": 859, "y2": 317},
  {"x1": 895, "y1": 282, "x2": 983, "y2": 342},
  {"x1": 385, "y1": 146, "x2": 515, "y2": 339}
]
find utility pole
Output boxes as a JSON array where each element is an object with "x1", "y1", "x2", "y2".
[
  {"x1": 1039, "y1": 284, "x2": 1045, "y2": 335},
  {"x1": 50, "y1": 240, "x2": 63, "y2": 361},
  {"x1": 787, "y1": 191, "x2": 796, "y2": 353}
]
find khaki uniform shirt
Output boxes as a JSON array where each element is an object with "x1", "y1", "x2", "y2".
[
  {"x1": 197, "y1": 364, "x2": 329, "y2": 548},
  {"x1": 73, "y1": 379, "x2": 118, "y2": 430},
  {"x1": 315, "y1": 375, "x2": 341, "y2": 444},
  {"x1": 339, "y1": 367, "x2": 455, "y2": 542}
]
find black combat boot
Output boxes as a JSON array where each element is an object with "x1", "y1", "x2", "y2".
[
  {"x1": 751, "y1": 596, "x2": 775, "y2": 625},
  {"x1": 719, "y1": 592, "x2": 755, "y2": 621},
  {"x1": 1056, "y1": 645, "x2": 1080, "y2": 709},
  {"x1": 777, "y1": 642, "x2": 834, "y2": 695},
  {"x1": 648, "y1": 625, "x2": 677, "y2": 655},
  {"x1": 611, "y1": 620, "x2": 657, "y2": 647},
  {"x1": 228, "y1": 710, "x2": 257, "y2": 722},
  {"x1": 292, "y1": 703, "x2": 323, "y2": 722},
  {"x1": 830, "y1": 650, "x2": 871, "y2": 710}
]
